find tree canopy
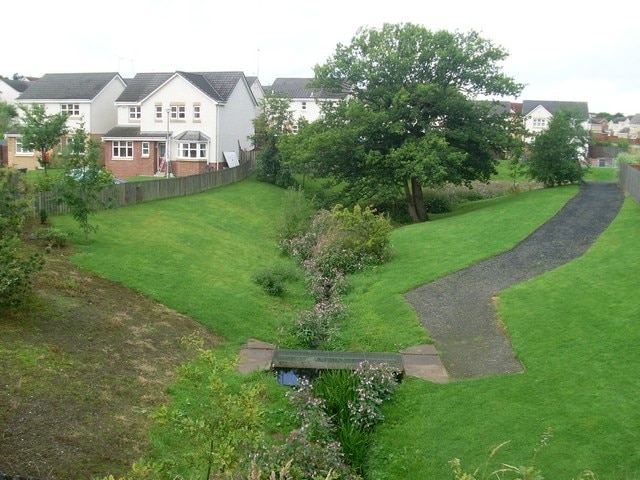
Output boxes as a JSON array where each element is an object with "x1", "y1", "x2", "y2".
[
  {"x1": 526, "y1": 109, "x2": 589, "y2": 187},
  {"x1": 17, "y1": 104, "x2": 68, "y2": 174},
  {"x1": 0, "y1": 101, "x2": 18, "y2": 138},
  {"x1": 281, "y1": 23, "x2": 524, "y2": 222}
]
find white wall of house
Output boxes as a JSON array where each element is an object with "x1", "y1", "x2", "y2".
[
  {"x1": 16, "y1": 100, "x2": 92, "y2": 132},
  {"x1": 117, "y1": 75, "x2": 220, "y2": 162},
  {"x1": 0, "y1": 80, "x2": 21, "y2": 104},
  {"x1": 289, "y1": 98, "x2": 324, "y2": 124},
  {"x1": 217, "y1": 80, "x2": 258, "y2": 162},
  {"x1": 524, "y1": 105, "x2": 553, "y2": 135},
  {"x1": 90, "y1": 77, "x2": 126, "y2": 134}
]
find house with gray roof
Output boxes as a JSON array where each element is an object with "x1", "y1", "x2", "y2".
[
  {"x1": 269, "y1": 78, "x2": 345, "y2": 130},
  {"x1": 0, "y1": 76, "x2": 31, "y2": 104},
  {"x1": 522, "y1": 100, "x2": 590, "y2": 138},
  {"x1": 103, "y1": 71, "x2": 258, "y2": 178},
  {"x1": 6, "y1": 72, "x2": 126, "y2": 170}
]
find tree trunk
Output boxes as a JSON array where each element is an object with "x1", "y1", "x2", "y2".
[{"x1": 404, "y1": 177, "x2": 429, "y2": 222}]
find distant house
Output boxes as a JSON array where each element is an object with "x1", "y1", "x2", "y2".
[
  {"x1": 103, "y1": 71, "x2": 258, "y2": 178},
  {"x1": 588, "y1": 117, "x2": 608, "y2": 134},
  {"x1": 6, "y1": 72, "x2": 126, "y2": 170},
  {"x1": 269, "y1": 78, "x2": 344, "y2": 130},
  {"x1": 0, "y1": 77, "x2": 31, "y2": 104},
  {"x1": 522, "y1": 100, "x2": 590, "y2": 139},
  {"x1": 608, "y1": 115, "x2": 630, "y2": 136}
]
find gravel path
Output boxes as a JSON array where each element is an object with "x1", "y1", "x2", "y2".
[{"x1": 404, "y1": 182, "x2": 625, "y2": 379}]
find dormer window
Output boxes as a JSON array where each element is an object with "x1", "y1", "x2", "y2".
[
  {"x1": 61, "y1": 103, "x2": 80, "y2": 116},
  {"x1": 129, "y1": 106, "x2": 141, "y2": 120}
]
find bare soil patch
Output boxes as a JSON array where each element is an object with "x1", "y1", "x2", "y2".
[{"x1": 0, "y1": 238, "x2": 222, "y2": 479}]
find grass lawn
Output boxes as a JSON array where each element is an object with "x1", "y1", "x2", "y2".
[
  {"x1": 367, "y1": 195, "x2": 640, "y2": 479},
  {"x1": 48, "y1": 176, "x2": 639, "y2": 478}
]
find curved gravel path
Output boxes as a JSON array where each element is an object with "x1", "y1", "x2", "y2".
[{"x1": 404, "y1": 182, "x2": 625, "y2": 379}]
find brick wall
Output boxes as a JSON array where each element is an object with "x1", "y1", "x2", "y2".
[
  {"x1": 171, "y1": 160, "x2": 207, "y2": 177},
  {"x1": 104, "y1": 141, "x2": 158, "y2": 179}
]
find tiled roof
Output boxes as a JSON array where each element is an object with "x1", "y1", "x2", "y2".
[
  {"x1": 0, "y1": 78, "x2": 30, "y2": 93},
  {"x1": 115, "y1": 71, "x2": 247, "y2": 104},
  {"x1": 269, "y1": 78, "x2": 344, "y2": 100},
  {"x1": 17, "y1": 72, "x2": 122, "y2": 100},
  {"x1": 629, "y1": 114, "x2": 640, "y2": 125},
  {"x1": 103, "y1": 126, "x2": 169, "y2": 139},
  {"x1": 522, "y1": 100, "x2": 589, "y2": 118},
  {"x1": 174, "y1": 130, "x2": 210, "y2": 141}
]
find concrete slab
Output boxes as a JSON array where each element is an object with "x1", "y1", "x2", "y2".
[
  {"x1": 237, "y1": 340, "x2": 449, "y2": 383},
  {"x1": 237, "y1": 339, "x2": 276, "y2": 374}
]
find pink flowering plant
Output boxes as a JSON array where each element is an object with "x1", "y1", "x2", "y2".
[
  {"x1": 293, "y1": 296, "x2": 346, "y2": 348},
  {"x1": 252, "y1": 377, "x2": 362, "y2": 479},
  {"x1": 348, "y1": 361, "x2": 401, "y2": 431}
]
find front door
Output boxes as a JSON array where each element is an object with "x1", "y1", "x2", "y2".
[{"x1": 157, "y1": 143, "x2": 166, "y2": 172}]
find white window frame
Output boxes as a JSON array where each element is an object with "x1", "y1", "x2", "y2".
[
  {"x1": 301, "y1": 101, "x2": 307, "y2": 110},
  {"x1": 16, "y1": 139, "x2": 34, "y2": 154},
  {"x1": 141, "y1": 141, "x2": 150, "y2": 158},
  {"x1": 178, "y1": 142, "x2": 207, "y2": 159},
  {"x1": 61, "y1": 103, "x2": 80, "y2": 116},
  {"x1": 532, "y1": 118, "x2": 547, "y2": 128},
  {"x1": 129, "y1": 106, "x2": 141, "y2": 120},
  {"x1": 155, "y1": 105, "x2": 163, "y2": 120},
  {"x1": 193, "y1": 104, "x2": 201, "y2": 120},
  {"x1": 112, "y1": 140, "x2": 133, "y2": 159},
  {"x1": 170, "y1": 105, "x2": 186, "y2": 120}
]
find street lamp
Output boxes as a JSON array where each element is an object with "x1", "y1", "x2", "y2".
[{"x1": 166, "y1": 107, "x2": 171, "y2": 178}]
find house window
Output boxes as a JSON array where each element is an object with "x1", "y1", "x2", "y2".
[
  {"x1": 16, "y1": 139, "x2": 34, "y2": 154},
  {"x1": 292, "y1": 123, "x2": 299, "y2": 134},
  {"x1": 155, "y1": 104, "x2": 163, "y2": 120},
  {"x1": 170, "y1": 104, "x2": 186, "y2": 120},
  {"x1": 112, "y1": 140, "x2": 133, "y2": 158},
  {"x1": 61, "y1": 103, "x2": 80, "y2": 116},
  {"x1": 532, "y1": 118, "x2": 547, "y2": 128},
  {"x1": 129, "y1": 106, "x2": 141, "y2": 120},
  {"x1": 301, "y1": 101, "x2": 307, "y2": 110},
  {"x1": 179, "y1": 142, "x2": 207, "y2": 159},
  {"x1": 193, "y1": 104, "x2": 201, "y2": 120},
  {"x1": 141, "y1": 142, "x2": 150, "y2": 158}
]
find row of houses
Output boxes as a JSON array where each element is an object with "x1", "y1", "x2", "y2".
[{"x1": 0, "y1": 72, "x2": 619, "y2": 178}]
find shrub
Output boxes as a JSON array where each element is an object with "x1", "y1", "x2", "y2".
[
  {"x1": 0, "y1": 236, "x2": 45, "y2": 308},
  {"x1": 254, "y1": 269, "x2": 286, "y2": 297},
  {"x1": 292, "y1": 296, "x2": 346, "y2": 348},
  {"x1": 35, "y1": 227, "x2": 69, "y2": 248}
]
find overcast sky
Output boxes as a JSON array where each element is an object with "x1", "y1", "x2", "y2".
[{"x1": 5, "y1": 0, "x2": 639, "y2": 115}]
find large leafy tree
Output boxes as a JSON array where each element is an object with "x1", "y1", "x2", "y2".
[
  {"x1": 284, "y1": 23, "x2": 524, "y2": 222},
  {"x1": 251, "y1": 94, "x2": 296, "y2": 188},
  {"x1": 526, "y1": 109, "x2": 589, "y2": 187},
  {"x1": 17, "y1": 103, "x2": 68, "y2": 174}
]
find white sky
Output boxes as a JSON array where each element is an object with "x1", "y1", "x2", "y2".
[{"x1": 5, "y1": 0, "x2": 639, "y2": 115}]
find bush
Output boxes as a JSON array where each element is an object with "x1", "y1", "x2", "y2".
[
  {"x1": 35, "y1": 227, "x2": 69, "y2": 248},
  {"x1": 254, "y1": 269, "x2": 286, "y2": 297},
  {"x1": 0, "y1": 236, "x2": 44, "y2": 308}
]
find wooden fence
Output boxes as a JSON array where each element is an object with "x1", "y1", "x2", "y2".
[
  {"x1": 36, "y1": 154, "x2": 257, "y2": 216},
  {"x1": 619, "y1": 162, "x2": 640, "y2": 205}
]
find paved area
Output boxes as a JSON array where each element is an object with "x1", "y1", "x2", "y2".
[{"x1": 404, "y1": 182, "x2": 625, "y2": 379}]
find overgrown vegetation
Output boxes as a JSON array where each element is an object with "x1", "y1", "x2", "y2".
[{"x1": 0, "y1": 168, "x2": 44, "y2": 308}]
